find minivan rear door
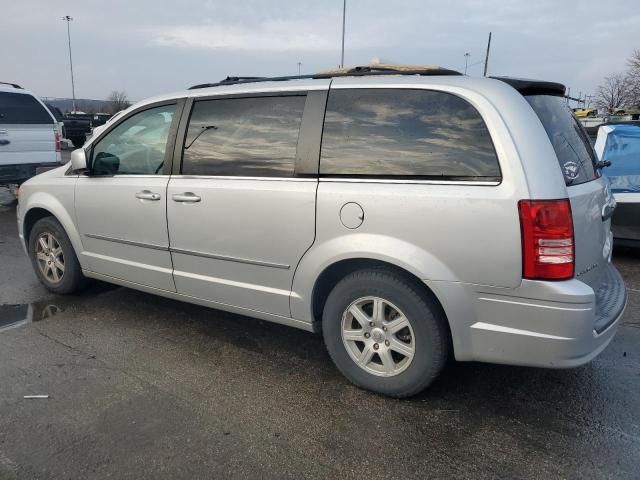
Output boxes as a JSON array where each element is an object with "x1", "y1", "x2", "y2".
[
  {"x1": 526, "y1": 95, "x2": 613, "y2": 288},
  {"x1": 0, "y1": 91, "x2": 58, "y2": 166}
]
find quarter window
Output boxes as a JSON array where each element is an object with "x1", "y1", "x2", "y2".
[
  {"x1": 91, "y1": 104, "x2": 176, "y2": 175},
  {"x1": 320, "y1": 89, "x2": 500, "y2": 179},
  {"x1": 181, "y1": 95, "x2": 306, "y2": 177}
]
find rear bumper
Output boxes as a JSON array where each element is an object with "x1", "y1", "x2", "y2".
[
  {"x1": 0, "y1": 162, "x2": 62, "y2": 185},
  {"x1": 430, "y1": 262, "x2": 627, "y2": 368}
]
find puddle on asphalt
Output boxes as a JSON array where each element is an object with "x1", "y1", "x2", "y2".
[{"x1": 0, "y1": 300, "x2": 66, "y2": 333}]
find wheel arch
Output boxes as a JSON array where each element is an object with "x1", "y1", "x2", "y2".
[
  {"x1": 21, "y1": 194, "x2": 87, "y2": 270},
  {"x1": 307, "y1": 258, "x2": 452, "y2": 349}
]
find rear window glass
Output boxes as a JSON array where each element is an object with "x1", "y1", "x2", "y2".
[
  {"x1": 0, "y1": 92, "x2": 53, "y2": 124},
  {"x1": 320, "y1": 89, "x2": 501, "y2": 180},
  {"x1": 526, "y1": 95, "x2": 598, "y2": 185}
]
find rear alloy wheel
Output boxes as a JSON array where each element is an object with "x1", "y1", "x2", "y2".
[
  {"x1": 322, "y1": 268, "x2": 449, "y2": 398},
  {"x1": 341, "y1": 296, "x2": 415, "y2": 377}
]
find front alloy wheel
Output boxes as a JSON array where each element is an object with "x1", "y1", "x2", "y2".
[{"x1": 35, "y1": 232, "x2": 65, "y2": 284}]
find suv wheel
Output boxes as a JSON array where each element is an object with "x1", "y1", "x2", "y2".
[
  {"x1": 28, "y1": 217, "x2": 86, "y2": 294},
  {"x1": 322, "y1": 268, "x2": 449, "y2": 398}
]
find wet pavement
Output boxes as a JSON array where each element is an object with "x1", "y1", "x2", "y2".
[{"x1": 0, "y1": 189, "x2": 639, "y2": 479}]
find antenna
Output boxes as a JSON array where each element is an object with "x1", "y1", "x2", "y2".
[{"x1": 483, "y1": 32, "x2": 492, "y2": 77}]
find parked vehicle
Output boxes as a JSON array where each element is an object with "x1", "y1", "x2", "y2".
[
  {"x1": 0, "y1": 82, "x2": 62, "y2": 186},
  {"x1": 573, "y1": 108, "x2": 597, "y2": 118},
  {"x1": 62, "y1": 112, "x2": 92, "y2": 148},
  {"x1": 594, "y1": 122, "x2": 640, "y2": 247},
  {"x1": 16, "y1": 66, "x2": 627, "y2": 397}
]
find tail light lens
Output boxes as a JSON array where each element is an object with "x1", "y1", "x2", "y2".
[
  {"x1": 54, "y1": 130, "x2": 61, "y2": 152},
  {"x1": 518, "y1": 199, "x2": 574, "y2": 280}
]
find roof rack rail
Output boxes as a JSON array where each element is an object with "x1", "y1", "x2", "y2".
[
  {"x1": 188, "y1": 66, "x2": 461, "y2": 90},
  {"x1": 0, "y1": 81, "x2": 23, "y2": 89}
]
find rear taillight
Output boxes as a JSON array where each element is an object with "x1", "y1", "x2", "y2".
[
  {"x1": 54, "y1": 131, "x2": 61, "y2": 152},
  {"x1": 518, "y1": 199, "x2": 575, "y2": 280}
]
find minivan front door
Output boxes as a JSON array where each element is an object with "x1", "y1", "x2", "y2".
[
  {"x1": 166, "y1": 92, "x2": 324, "y2": 317},
  {"x1": 75, "y1": 102, "x2": 181, "y2": 291}
]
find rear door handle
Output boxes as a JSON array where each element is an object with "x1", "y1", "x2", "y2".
[
  {"x1": 135, "y1": 190, "x2": 161, "y2": 201},
  {"x1": 0, "y1": 140, "x2": 9, "y2": 146},
  {"x1": 172, "y1": 192, "x2": 201, "y2": 203}
]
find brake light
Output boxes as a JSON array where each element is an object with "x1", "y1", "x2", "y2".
[
  {"x1": 54, "y1": 130, "x2": 61, "y2": 152},
  {"x1": 518, "y1": 199, "x2": 574, "y2": 280}
]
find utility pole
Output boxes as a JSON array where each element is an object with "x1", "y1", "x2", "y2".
[
  {"x1": 483, "y1": 32, "x2": 492, "y2": 77},
  {"x1": 464, "y1": 53, "x2": 471, "y2": 75},
  {"x1": 297, "y1": 62, "x2": 303, "y2": 75},
  {"x1": 340, "y1": 0, "x2": 346, "y2": 68},
  {"x1": 62, "y1": 15, "x2": 77, "y2": 113}
]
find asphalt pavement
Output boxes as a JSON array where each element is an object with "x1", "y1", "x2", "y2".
[{"x1": 0, "y1": 185, "x2": 639, "y2": 479}]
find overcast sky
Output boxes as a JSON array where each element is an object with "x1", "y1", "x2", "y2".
[{"x1": 3, "y1": 0, "x2": 639, "y2": 102}]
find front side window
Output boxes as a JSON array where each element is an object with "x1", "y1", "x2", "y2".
[
  {"x1": 181, "y1": 95, "x2": 306, "y2": 177},
  {"x1": 320, "y1": 89, "x2": 500, "y2": 179},
  {"x1": 91, "y1": 104, "x2": 176, "y2": 175}
]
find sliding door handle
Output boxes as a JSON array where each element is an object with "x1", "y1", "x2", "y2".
[
  {"x1": 135, "y1": 190, "x2": 161, "y2": 201},
  {"x1": 172, "y1": 192, "x2": 201, "y2": 203}
]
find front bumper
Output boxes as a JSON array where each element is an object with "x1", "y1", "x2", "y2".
[{"x1": 430, "y1": 262, "x2": 627, "y2": 368}]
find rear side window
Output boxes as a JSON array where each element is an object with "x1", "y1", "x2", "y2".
[
  {"x1": 320, "y1": 89, "x2": 500, "y2": 179},
  {"x1": 0, "y1": 92, "x2": 53, "y2": 124},
  {"x1": 182, "y1": 95, "x2": 306, "y2": 177},
  {"x1": 526, "y1": 95, "x2": 598, "y2": 185}
]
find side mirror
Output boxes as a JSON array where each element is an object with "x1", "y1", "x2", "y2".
[{"x1": 70, "y1": 148, "x2": 88, "y2": 174}]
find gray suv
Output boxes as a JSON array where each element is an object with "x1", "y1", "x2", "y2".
[{"x1": 16, "y1": 67, "x2": 627, "y2": 397}]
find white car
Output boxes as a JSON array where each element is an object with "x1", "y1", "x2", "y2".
[{"x1": 0, "y1": 82, "x2": 62, "y2": 186}]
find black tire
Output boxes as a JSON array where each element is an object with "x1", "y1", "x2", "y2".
[
  {"x1": 322, "y1": 268, "x2": 449, "y2": 398},
  {"x1": 70, "y1": 136, "x2": 85, "y2": 148},
  {"x1": 28, "y1": 216, "x2": 86, "y2": 294}
]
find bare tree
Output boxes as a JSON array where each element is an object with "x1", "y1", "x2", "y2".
[
  {"x1": 595, "y1": 74, "x2": 630, "y2": 113},
  {"x1": 106, "y1": 90, "x2": 131, "y2": 114},
  {"x1": 626, "y1": 49, "x2": 640, "y2": 108}
]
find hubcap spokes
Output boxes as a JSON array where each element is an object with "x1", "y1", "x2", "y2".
[
  {"x1": 341, "y1": 296, "x2": 415, "y2": 377},
  {"x1": 35, "y1": 233, "x2": 65, "y2": 284}
]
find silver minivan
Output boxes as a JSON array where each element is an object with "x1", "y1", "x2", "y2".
[{"x1": 16, "y1": 67, "x2": 627, "y2": 397}]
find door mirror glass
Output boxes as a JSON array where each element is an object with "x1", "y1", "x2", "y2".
[
  {"x1": 70, "y1": 148, "x2": 88, "y2": 173},
  {"x1": 92, "y1": 151, "x2": 120, "y2": 176}
]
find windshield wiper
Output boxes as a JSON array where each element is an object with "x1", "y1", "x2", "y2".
[{"x1": 184, "y1": 125, "x2": 218, "y2": 149}]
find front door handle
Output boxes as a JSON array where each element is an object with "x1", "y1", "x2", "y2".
[
  {"x1": 135, "y1": 190, "x2": 161, "y2": 201},
  {"x1": 172, "y1": 192, "x2": 201, "y2": 203},
  {"x1": 0, "y1": 139, "x2": 9, "y2": 146}
]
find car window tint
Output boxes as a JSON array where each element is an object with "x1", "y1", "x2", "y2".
[
  {"x1": 526, "y1": 95, "x2": 598, "y2": 186},
  {"x1": 182, "y1": 95, "x2": 305, "y2": 177},
  {"x1": 91, "y1": 105, "x2": 175, "y2": 175},
  {"x1": 320, "y1": 89, "x2": 500, "y2": 179},
  {"x1": 0, "y1": 92, "x2": 53, "y2": 124}
]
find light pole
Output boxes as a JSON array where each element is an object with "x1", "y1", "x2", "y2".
[
  {"x1": 297, "y1": 62, "x2": 303, "y2": 75},
  {"x1": 62, "y1": 15, "x2": 77, "y2": 113},
  {"x1": 340, "y1": 0, "x2": 346, "y2": 68},
  {"x1": 464, "y1": 53, "x2": 470, "y2": 75}
]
